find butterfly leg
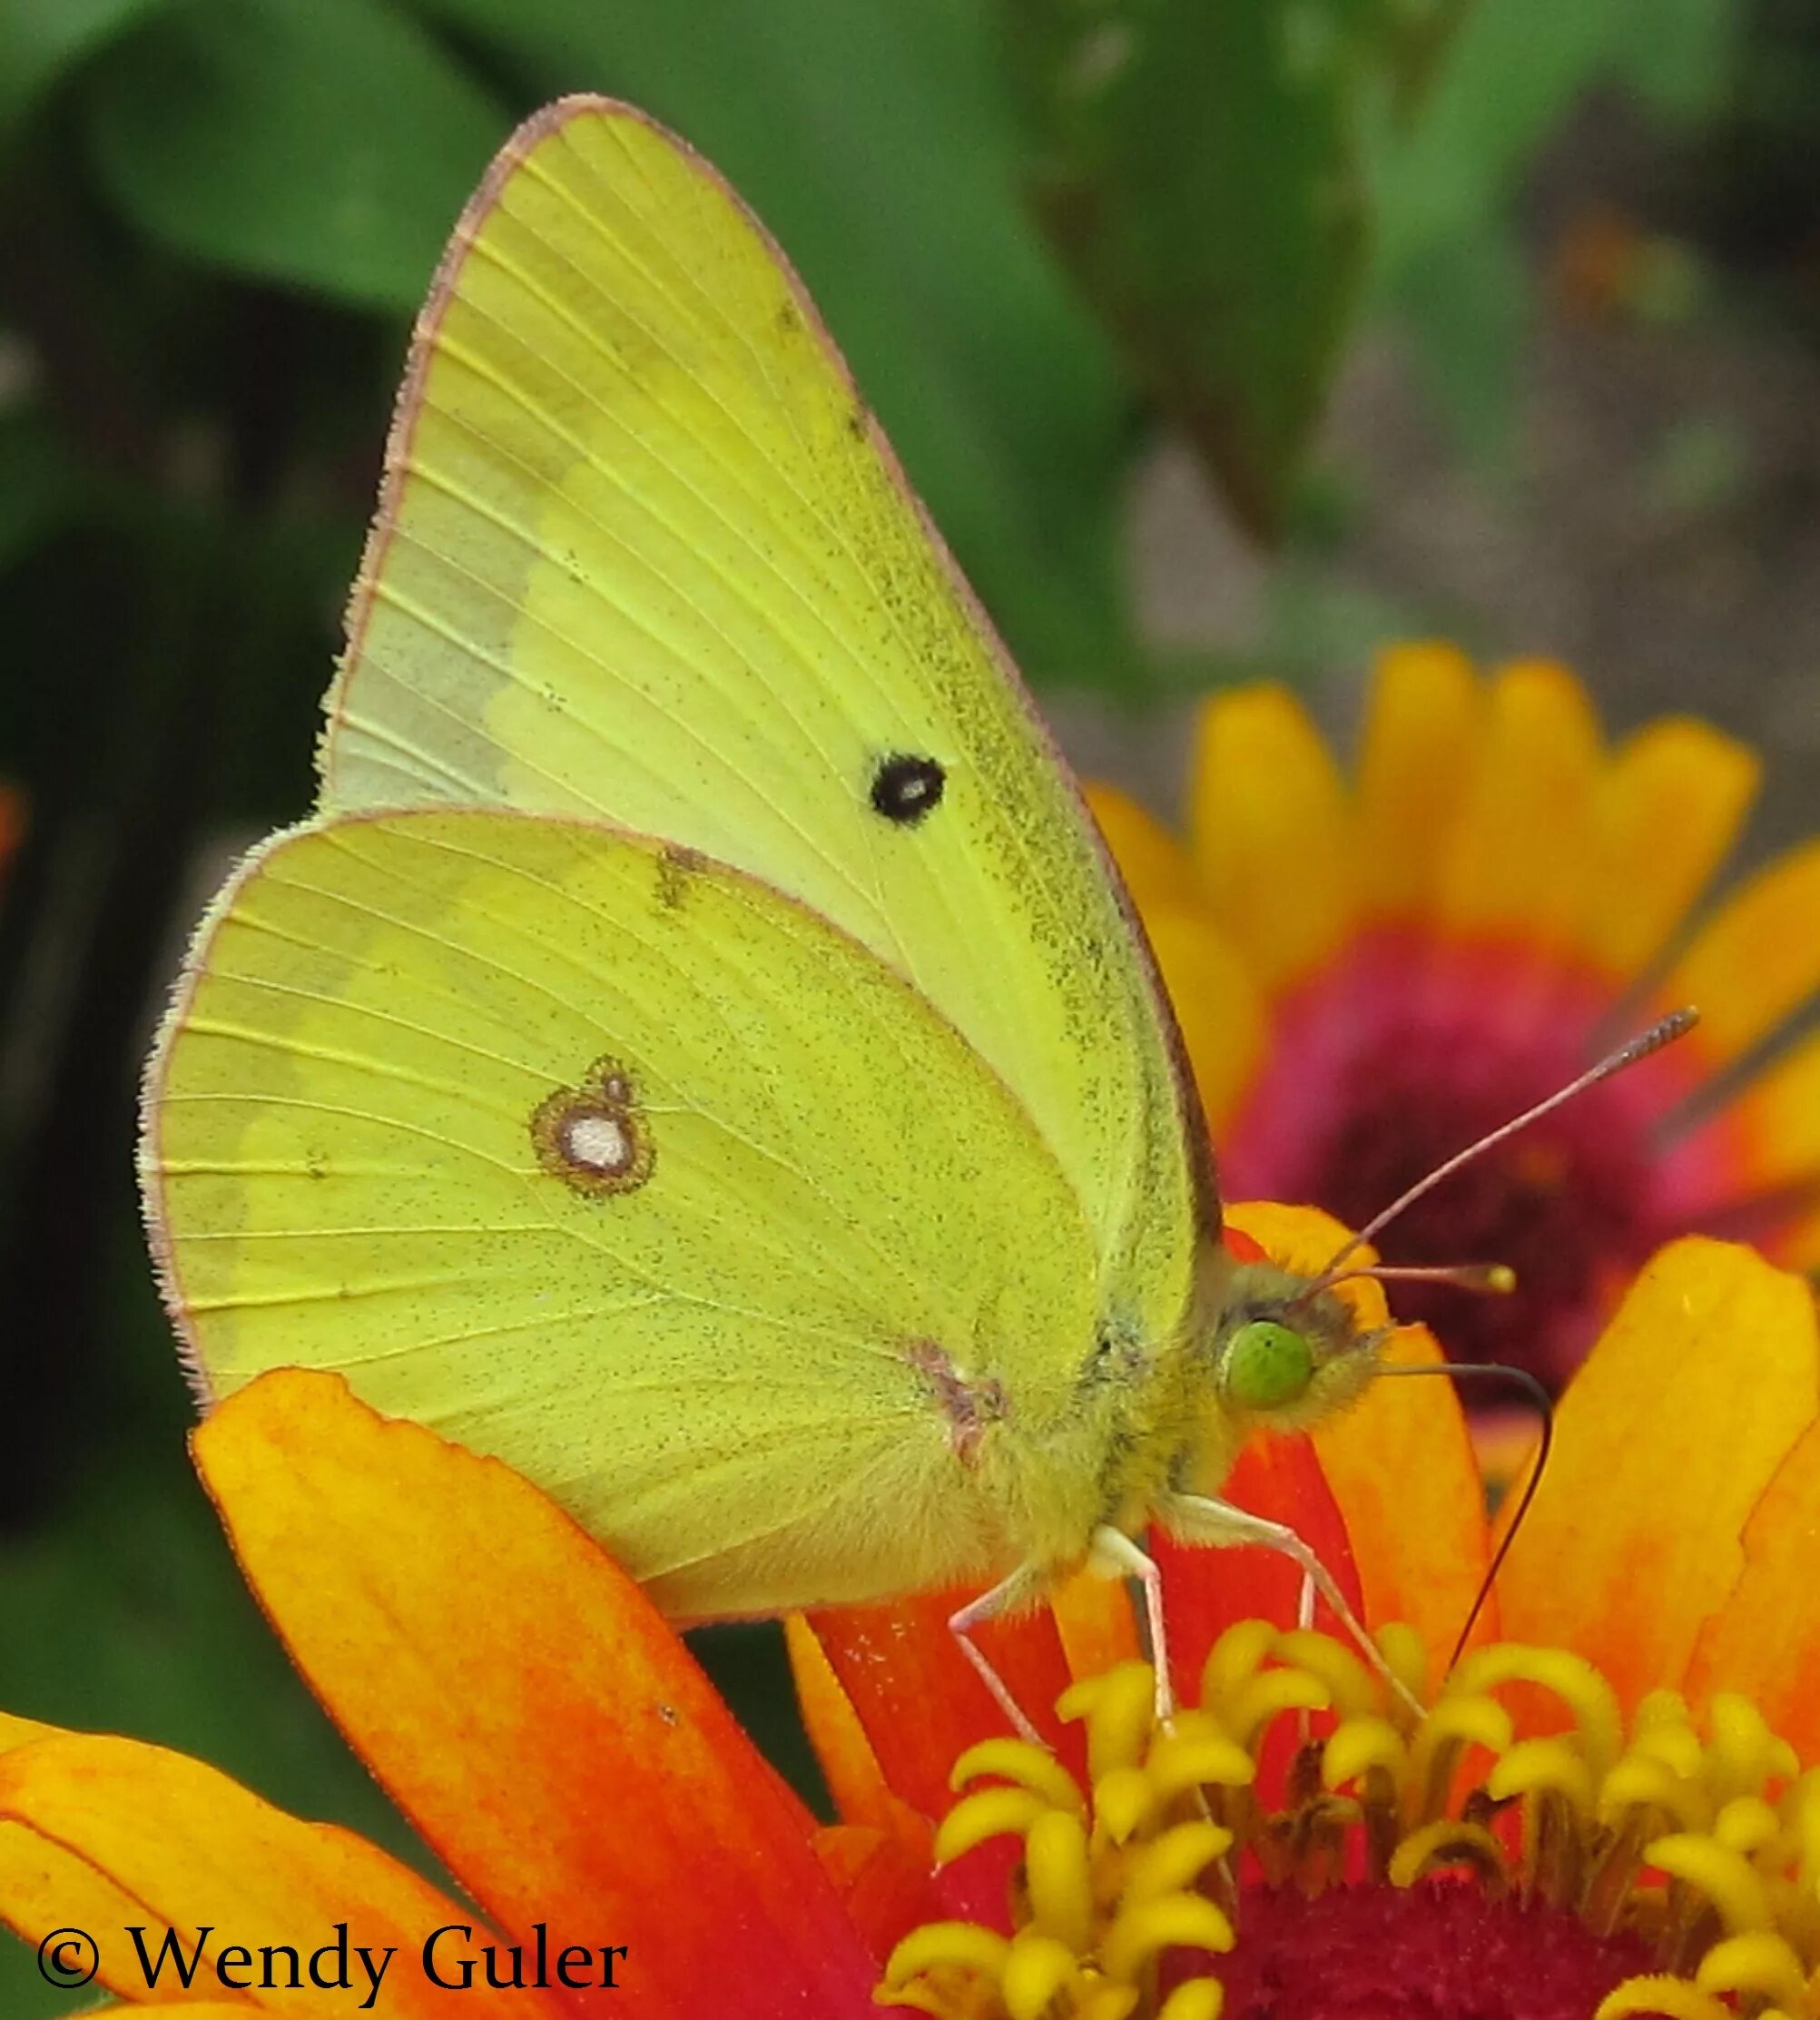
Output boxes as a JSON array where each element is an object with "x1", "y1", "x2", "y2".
[
  {"x1": 1086, "y1": 1525, "x2": 1175, "y2": 1726},
  {"x1": 948, "y1": 1567, "x2": 1049, "y2": 1747},
  {"x1": 1157, "y1": 1493, "x2": 1423, "y2": 1719}
]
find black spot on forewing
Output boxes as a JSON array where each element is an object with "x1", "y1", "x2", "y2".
[{"x1": 870, "y1": 753, "x2": 945, "y2": 825}]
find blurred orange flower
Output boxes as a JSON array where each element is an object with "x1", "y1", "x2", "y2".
[{"x1": 1089, "y1": 646, "x2": 1820, "y2": 1394}]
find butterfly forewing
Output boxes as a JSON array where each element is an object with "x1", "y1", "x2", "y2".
[{"x1": 320, "y1": 98, "x2": 1208, "y2": 1347}]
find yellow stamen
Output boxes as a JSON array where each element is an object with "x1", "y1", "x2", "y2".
[
  {"x1": 1198, "y1": 1620, "x2": 1277, "y2": 1706},
  {"x1": 1693, "y1": 1930, "x2": 1809, "y2": 2009},
  {"x1": 1092, "y1": 1767, "x2": 1159, "y2": 1846},
  {"x1": 1450, "y1": 1644, "x2": 1623, "y2": 1778},
  {"x1": 1222, "y1": 1665, "x2": 1329, "y2": 1749},
  {"x1": 1155, "y1": 1981, "x2": 1225, "y2": 2020},
  {"x1": 1485, "y1": 1735, "x2": 1597, "y2": 1815},
  {"x1": 1099, "y1": 1896, "x2": 1235, "y2": 1983},
  {"x1": 1028, "y1": 1809, "x2": 1096, "y2": 1952},
  {"x1": 952, "y1": 1738, "x2": 1086, "y2": 1813},
  {"x1": 880, "y1": 1636, "x2": 1820, "y2": 2020},
  {"x1": 1322, "y1": 1713, "x2": 1405, "y2": 1789},
  {"x1": 1713, "y1": 1793, "x2": 1782, "y2": 1857},
  {"x1": 1146, "y1": 1716, "x2": 1254, "y2": 1803},
  {"x1": 1274, "y1": 1629, "x2": 1378, "y2": 1719},
  {"x1": 1001, "y1": 1933, "x2": 1083, "y2": 2020},
  {"x1": 1388, "y1": 1818, "x2": 1510, "y2": 1887},
  {"x1": 885, "y1": 1923, "x2": 1011, "y2": 1986},
  {"x1": 935, "y1": 1786, "x2": 1050, "y2": 1865},
  {"x1": 1595, "y1": 1975, "x2": 1733, "y2": 2020},
  {"x1": 1645, "y1": 1832, "x2": 1774, "y2": 1935},
  {"x1": 1122, "y1": 1821, "x2": 1233, "y2": 1906}
]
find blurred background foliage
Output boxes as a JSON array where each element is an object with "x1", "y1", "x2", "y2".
[{"x1": 2, "y1": 0, "x2": 1816, "y2": 2005}]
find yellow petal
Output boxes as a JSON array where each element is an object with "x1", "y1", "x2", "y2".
[
  {"x1": 1496, "y1": 1239, "x2": 1819, "y2": 1710},
  {"x1": 1087, "y1": 784, "x2": 1202, "y2": 911},
  {"x1": 1354, "y1": 641, "x2": 1485, "y2": 919},
  {"x1": 1580, "y1": 718, "x2": 1758, "y2": 980},
  {"x1": 1190, "y1": 685, "x2": 1354, "y2": 995},
  {"x1": 0, "y1": 1730, "x2": 531, "y2": 2017},
  {"x1": 1663, "y1": 839, "x2": 1820, "y2": 1064},
  {"x1": 1140, "y1": 902, "x2": 1268, "y2": 1134},
  {"x1": 1434, "y1": 659, "x2": 1602, "y2": 957},
  {"x1": 1685, "y1": 1420, "x2": 1820, "y2": 1761}
]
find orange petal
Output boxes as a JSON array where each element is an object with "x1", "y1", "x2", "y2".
[
  {"x1": 802, "y1": 1589, "x2": 1079, "y2": 1825},
  {"x1": 1223, "y1": 1200, "x2": 1391, "y2": 1332},
  {"x1": 812, "y1": 1826, "x2": 944, "y2": 1965},
  {"x1": 1434, "y1": 659, "x2": 1602, "y2": 959},
  {"x1": 1725, "y1": 1023, "x2": 1820, "y2": 1195},
  {"x1": 1190, "y1": 685, "x2": 1355, "y2": 996},
  {"x1": 1579, "y1": 717, "x2": 1758, "y2": 980},
  {"x1": 0, "y1": 1729, "x2": 541, "y2": 2017},
  {"x1": 1155, "y1": 1434, "x2": 1363, "y2": 1700},
  {"x1": 1311, "y1": 1324, "x2": 1497, "y2": 1670},
  {"x1": 1140, "y1": 901, "x2": 1268, "y2": 1133},
  {"x1": 1047, "y1": 1563, "x2": 1142, "y2": 1681},
  {"x1": 783, "y1": 1616, "x2": 931, "y2": 1867},
  {"x1": 195, "y1": 1370, "x2": 878, "y2": 2019},
  {"x1": 1663, "y1": 839, "x2": 1820, "y2": 1064},
  {"x1": 1086, "y1": 783, "x2": 1202, "y2": 911},
  {"x1": 1494, "y1": 1239, "x2": 1819, "y2": 1710},
  {"x1": 1684, "y1": 1419, "x2": 1820, "y2": 1759},
  {"x1": 1677, "y1": 1021, "x2": 1820, "y2": 1268},
  {"x1": 1354, "y1": 642, "x2": 1485, "y2": 920}
]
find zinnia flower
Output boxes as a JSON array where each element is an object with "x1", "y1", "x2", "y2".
[
  {"x1": 5, "y1": 1214, "x2": 1815, "y2": 2020},
  {"x1": 838, "y1": 1207, "x2": 1820, "y2": 2020},
  {"x1": 1087, "y1": 645, "x2": 1820, "y2": 1393}
]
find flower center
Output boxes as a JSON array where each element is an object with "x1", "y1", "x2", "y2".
[
  {"x1": 1219, "y1": 937, "x2": 1695, "y2": 1389},
  {"x1": 881, "y1": 1625, "x2": 1815, "y2": 2020}
]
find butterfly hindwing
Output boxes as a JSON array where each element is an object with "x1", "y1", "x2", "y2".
[{"x1": 147, "y1": 808, "x2": 1108, "y2": 1615}]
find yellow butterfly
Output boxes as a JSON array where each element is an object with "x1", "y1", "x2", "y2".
[{"x1": 140, "y1": 97, "x2": 1385, "y2": 1719}]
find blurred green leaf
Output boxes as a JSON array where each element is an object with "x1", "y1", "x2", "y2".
[
  {"x1": 999, "y1": 0, "x2": 1408, "y2": 546},
  {"x1": 0, "y1": 0, "x2": 169, "y2": 135},
  {"x1": 409, "y1": 0, "x2": 1142, "y2": 687},
  {"x1": 1368, "y1": 0, "x2": 1700, "y2": 466},
  {"x1": 0, "y1": 409, "x2": 87, "y2": 569},
  {"x1": 1392, "y1": 226, "x2": 1529, "y2": 473},
  {"x1": 1607, "y1": 0, "x2": 1742, "y2": 125},
  {"x1": 82, "y1": 0, "x2": 506, "y2": 310},
  {"x1": 1372, "y1": 0, "x2": 1620, "y2": 276}
]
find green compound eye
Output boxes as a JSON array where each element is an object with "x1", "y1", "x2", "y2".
[{"x1": 1223, "y1": 1319, "x2": 1315, "y2": 1411}]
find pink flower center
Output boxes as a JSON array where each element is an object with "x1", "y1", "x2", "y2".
[
  {"x1": 1218, "y1": 933, "x2": 1717, "y2": 1387},
  {"x1": 1210, "y1": 1879, "x2": 1657, "y2": 2019}
]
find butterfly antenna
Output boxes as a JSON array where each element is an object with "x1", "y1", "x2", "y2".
[
  {"x1": 1304, "y1": 1006, "x2": 1699, "y2": 1297},
  {"x1": 1375, "y1": 1360, "x2": 1554, "y2": 1671}
]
